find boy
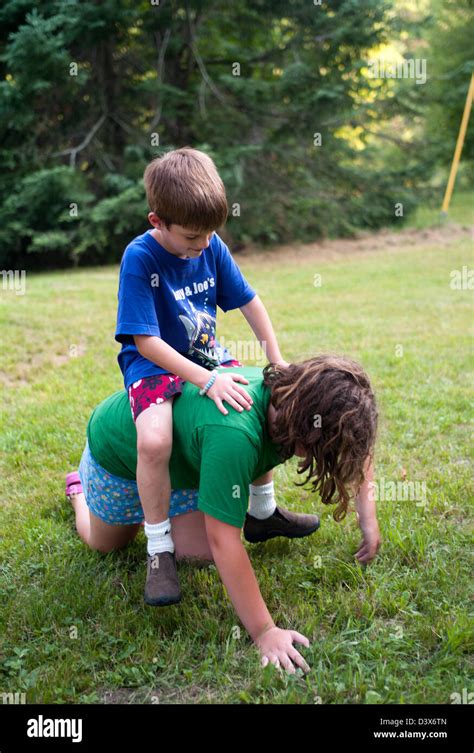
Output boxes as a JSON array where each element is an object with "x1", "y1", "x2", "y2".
[{"x1": 115, "y1": 147, "x2": 289, "y2": 607}]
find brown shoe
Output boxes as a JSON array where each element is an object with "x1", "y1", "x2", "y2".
[
  {"x1": 243, "y1": 505, "x2": 320, "y2": 544},
  {"x1": 144, "y1": 551, "x2": 181, "y2": 606}
]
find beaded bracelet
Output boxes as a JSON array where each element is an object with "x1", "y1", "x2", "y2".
[{"x1": 199, "y1": 369, "x2": 219, "y2": 396}]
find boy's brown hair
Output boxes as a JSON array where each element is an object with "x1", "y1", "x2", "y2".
[
  {"x1": 263, "y1": 355, "x2": 378, "y2": 521},
  {"x1": 143, "y1": 147, "x2": 228, "y2": 232}
]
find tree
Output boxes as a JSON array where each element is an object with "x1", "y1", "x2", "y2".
[
  {"x1": 0, "y1": 0, "x2": 428, "y2": 269},
  {"x1": 422, "y1": 0, "x2": 474, "y2": 183}
]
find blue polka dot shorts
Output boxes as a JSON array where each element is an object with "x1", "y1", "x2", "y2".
[{"x1": 78, "y1": 439, "x2": 199, "y2": 525}]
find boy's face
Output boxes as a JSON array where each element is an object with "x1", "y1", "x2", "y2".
[{"x1": 148, "y1": 213, "x2": 214, "y2": 259}]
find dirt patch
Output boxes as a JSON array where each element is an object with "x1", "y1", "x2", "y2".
[
  {"x1": 99, "y1": 684, "x2": 221, "y2": 704},
  {"x1": 235, "y1": 223, "x2": 473, "y2": 265},
  {"x1": 0, "y1": 343, "x2": 88, "y2": 388}
]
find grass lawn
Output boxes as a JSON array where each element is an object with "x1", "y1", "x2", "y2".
[
  {"x1": 0, "y1": 193, "x2": 472, "y2": 705},
  {"x1": 403, "y1": 188, "x2": 474, "y2": 230}
]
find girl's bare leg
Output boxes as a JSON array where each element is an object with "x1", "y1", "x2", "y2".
[
  {"x1": 68, "y1": 491, "x2": 141, "y2": 553},
  {"x1": 171, "y1": 510, "x2": 214, "y2": 564},
  {"x1": 68, "y1": 492, "x2": 214, "y2": 562}
]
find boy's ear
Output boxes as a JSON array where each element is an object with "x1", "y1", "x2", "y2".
[
  {"x1": 148, "y1": 211, "x2": 159, "y2": 227},
  {"x1": 148, "y1": 212, "x2": 168, "y2": 230}
]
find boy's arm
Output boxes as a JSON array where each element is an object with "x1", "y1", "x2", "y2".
[
  {"x1": 354, "y1": 457, "x2": 381, "y2": 564},
  {"x1": 204, "y1": 514, "x2": 310, "y2": 672},
  {"x1": 134, "y1": 335, "x2": 252, "y2": 415},
  {"x1": 239, "y1": 295, "x2": 289, "y2": 366},
  {"x1": 134, "y1": 335, "x2": 211, "y2": 389}
]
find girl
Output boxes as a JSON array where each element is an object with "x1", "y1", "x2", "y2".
[{"x1": 66, "y1": 355, "x2": 381, "y2": 673}]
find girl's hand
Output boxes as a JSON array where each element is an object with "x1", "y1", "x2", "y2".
[
  {"x1": 274, "y1": 359, "x2": 290, "y2": 368},
  {"x1": 206, "y1": 372, "x2": 253, "y2": 415},
  {"x1": 255, "y1": 626, "x2": 311, "y2": 674},
  {"x1": 355, "y1": 518, "x2": 381, "y2": 564}
]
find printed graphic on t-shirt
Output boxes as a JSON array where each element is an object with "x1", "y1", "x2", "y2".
[{"x1": 179, "y1": 310, "x2": 227, "y2": 368}]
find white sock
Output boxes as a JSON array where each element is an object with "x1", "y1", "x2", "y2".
[
  {"x1": 144, "y1": 518, "x2": 175, "y2": 556},
  {"x1": 248, "y1": 481, "x2": 277, "y2": 520}
]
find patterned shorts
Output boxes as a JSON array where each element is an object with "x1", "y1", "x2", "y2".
[
  {"x1": 78, "y1": 440, "x2": 199, "y2": 526},
  {"x1": 128, "y1": 359, "x2": 244, "y2": 421}
]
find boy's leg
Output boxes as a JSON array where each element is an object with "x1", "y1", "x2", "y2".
[
  {"x1": 135, "y1": 398, "x2": 173, "y2": 527},
  {"x1": 134, "y1": 397, "x2": 182, "y2": 606}
]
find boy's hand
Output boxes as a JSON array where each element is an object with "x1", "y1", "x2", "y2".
[
  {"x1": 207, "y1": 373, "x2": 253, "y2": 415},
  {"x1": 355, "y1": 518, "x2": 381, "y2": 564},
  {"x1": 255, "y1": 626, "x2": 311, "y2": 674}
]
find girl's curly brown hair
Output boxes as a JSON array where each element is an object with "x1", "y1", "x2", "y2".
[{"x1": 263, "y1": 355, "x2": 378, "y2": 521}]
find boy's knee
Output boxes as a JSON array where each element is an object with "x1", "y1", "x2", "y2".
[{"x1": 137, "y1": 429, "x2": 172, "y2": 462}]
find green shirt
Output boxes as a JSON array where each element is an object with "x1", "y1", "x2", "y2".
[{"x1": 86, "y1": 366, "x2": 283, "y2": 527}]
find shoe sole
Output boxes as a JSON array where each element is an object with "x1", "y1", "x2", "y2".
[
  {"x1": 244, "y1": 520, "x2": 321, "y2": 544},
  {"x1": 144, "y1": 593, "x2": 182, "y2": 607}
]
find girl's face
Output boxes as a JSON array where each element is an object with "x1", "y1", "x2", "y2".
[{"x1": 267, "y1": 403, "x2": 306, "y2": 458}]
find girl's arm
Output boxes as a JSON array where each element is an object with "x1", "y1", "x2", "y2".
[
  {"x1": 204, "y1": 514, "x2": 311, "y2": 673},
  {"x1": 354, "y1": 458, "x2": 381, "y2": 564},
  {"x1": 239, "y1": 295, "x2": 289, "y2": 366}
]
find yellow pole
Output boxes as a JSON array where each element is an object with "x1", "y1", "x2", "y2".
[{"x1": 441, "y1": 73, "x2": 474, "y2": 214}]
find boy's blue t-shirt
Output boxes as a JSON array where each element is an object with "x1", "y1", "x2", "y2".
[{"x1": 115, "y1": 230, "x2": 256, "y2": 389}]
